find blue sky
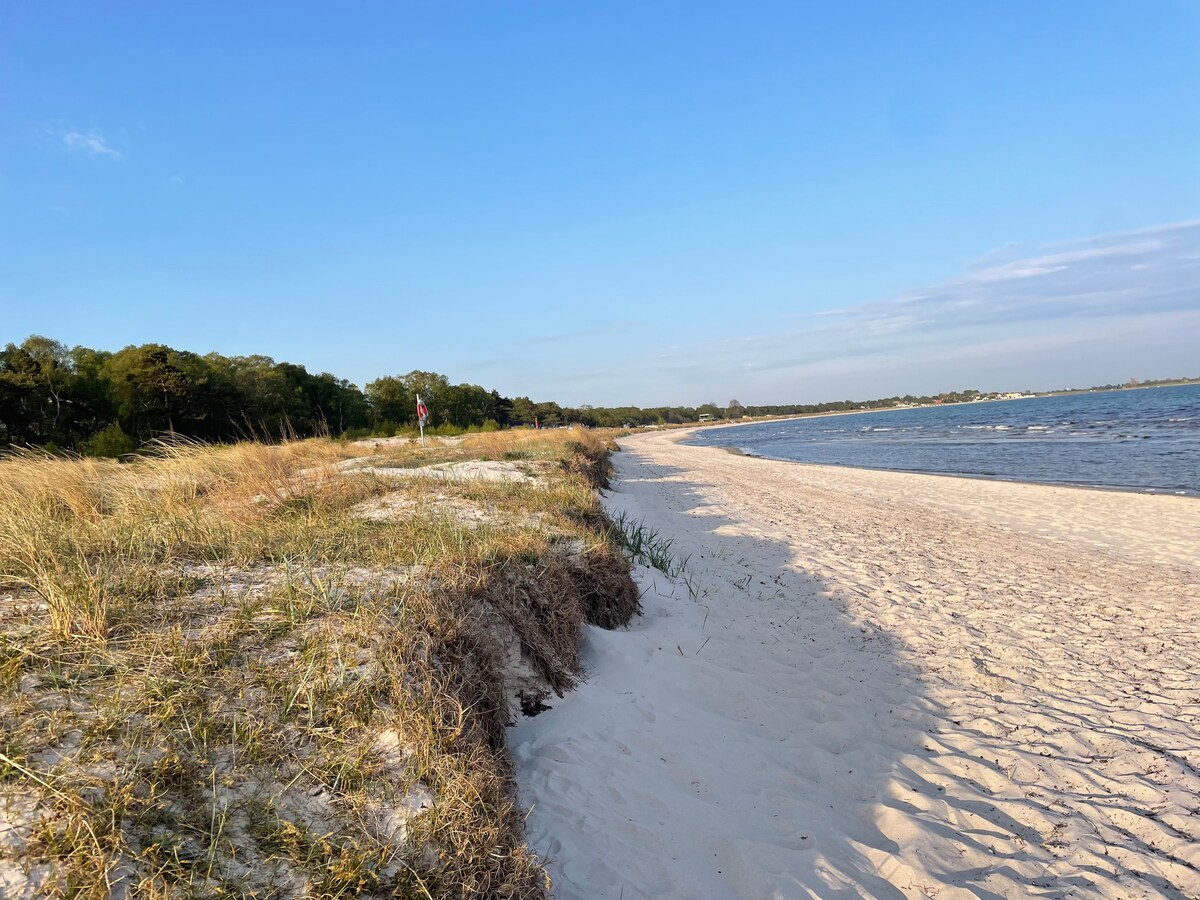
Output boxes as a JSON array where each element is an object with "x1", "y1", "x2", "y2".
[{"x1": 2, "y1": 2, "x2": 1198, "y2": 406}]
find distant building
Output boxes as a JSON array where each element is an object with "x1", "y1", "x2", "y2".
[{"x1": 698, "y1": 414, "x2": 713, "y2": 422}]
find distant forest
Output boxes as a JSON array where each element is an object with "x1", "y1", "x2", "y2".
[
  {"x1": 0, "y1": 334, "x2": 738, "y2": 454},
  {"x1": 2, "y1": 335, "x2": 1192, "y2": 456}
]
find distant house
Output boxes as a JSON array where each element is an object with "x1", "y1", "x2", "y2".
[{"x1": 697, "y1": 414, "x2": 713, "y2": 422}]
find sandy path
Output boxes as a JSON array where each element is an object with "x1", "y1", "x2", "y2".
[{"x1": 511, "y1": 430, "x2": 1200, "y2": 898}]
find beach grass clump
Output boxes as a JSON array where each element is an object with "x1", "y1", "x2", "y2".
[
  {"x1": 0, "y1": 428, "x2": 636, "y2": 898},
  {"x1": 608, "y1": 510, "x2": 686, "y2": 577}
]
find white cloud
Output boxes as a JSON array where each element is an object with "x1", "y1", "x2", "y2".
[{"x1": 63, "y1": 130, "x2": 122, "y2": 159}]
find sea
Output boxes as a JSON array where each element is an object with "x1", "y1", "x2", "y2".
[{"x1": 684, "y1": 383, "x2": 1200, "y2": 496}]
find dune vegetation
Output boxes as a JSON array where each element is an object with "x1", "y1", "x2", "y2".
[{"x1": 0, "y1": 428, "x2": 639, "y2": 899}]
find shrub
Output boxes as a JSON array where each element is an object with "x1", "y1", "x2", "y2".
[{"x1": 83, "y1": 423, "x2": 137, "y2": 458}]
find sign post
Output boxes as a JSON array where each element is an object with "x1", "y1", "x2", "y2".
[{"x1": 416, "y1": 395, "x2": 428, "y2": 447}]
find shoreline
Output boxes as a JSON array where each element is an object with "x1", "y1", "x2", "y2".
[
  {"x1": 513, "y1": 429, "x2": 1200, "y2": 897},
  {"x1": 691, "y1": 380, "x2": 1199, "y2": 435},
  {"x1": 715, "y1": 442, "x2": 1200, "y2": 498},
  {"x1": 677, "y1": 392, "x2": 1200, "y2": 498}
]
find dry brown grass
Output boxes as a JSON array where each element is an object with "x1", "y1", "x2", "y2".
[{"x1": 0, "y1": 430, "x2": 637, "y2": 898}]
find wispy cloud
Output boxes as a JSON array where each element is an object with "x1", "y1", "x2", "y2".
[
  {"x1": 562, "y1": 220, "x2": 1200, "y2": 404},
  {"x1": 817, "y1": 221, "x2": 1200, "y2": 337},
  {"x1": 515, "y1": 319, "x2": 641, "y2": 347},
  {"x1": 63, "y1": 129, "x2": 122, "y2": 159},
  {"x1": 430, "y1": 221, "x2": 1200, "y2": 406},
  {"x1": 801, "y1": 223, "x2": 1186, "y2": 351}
]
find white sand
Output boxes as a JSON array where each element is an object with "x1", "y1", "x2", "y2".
[
  {"x1": 511, "y1": 429, "x2": 1200, "y2": 898},
  {"x1": 339, "y1": 458, "x2": 537, "y2": 482}
]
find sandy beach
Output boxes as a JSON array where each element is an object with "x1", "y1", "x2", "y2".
[{"x1": 512, "y1": 428, "x2": 1200, "y2": 898}]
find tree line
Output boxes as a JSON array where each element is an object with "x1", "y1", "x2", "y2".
[
  {"x1": 1, "y1": 334, "x2": 1022, "y2": 457},
  {"x1": 0, "y1": 335, "x2": 726, "y2": 455}
]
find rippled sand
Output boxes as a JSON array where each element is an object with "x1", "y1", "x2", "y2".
[{"x1": 512, "y1": 428, "x2": 1200, "y2": 898}]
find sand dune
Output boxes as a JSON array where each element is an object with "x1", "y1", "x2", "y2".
[{"x1": 511, "y1": 429, "x2": 1200, "y2": 898}]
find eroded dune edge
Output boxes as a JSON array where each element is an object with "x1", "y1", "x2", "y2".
[{"x1": 0, "y1": 431, "x2": 640, "y2": 899}]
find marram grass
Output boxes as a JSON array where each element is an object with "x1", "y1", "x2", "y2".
[{"x1": 0, "y1": 429, "x2": 637, "y2": 899}]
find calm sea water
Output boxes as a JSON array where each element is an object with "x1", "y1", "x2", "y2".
[{"x1": 685, "y1": 383, "x2": 1200, "y2": 495}]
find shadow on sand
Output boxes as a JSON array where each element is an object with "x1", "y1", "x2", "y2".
[{"x1": 513, "y1": 444, "x2": 1199, "y2": 898}]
